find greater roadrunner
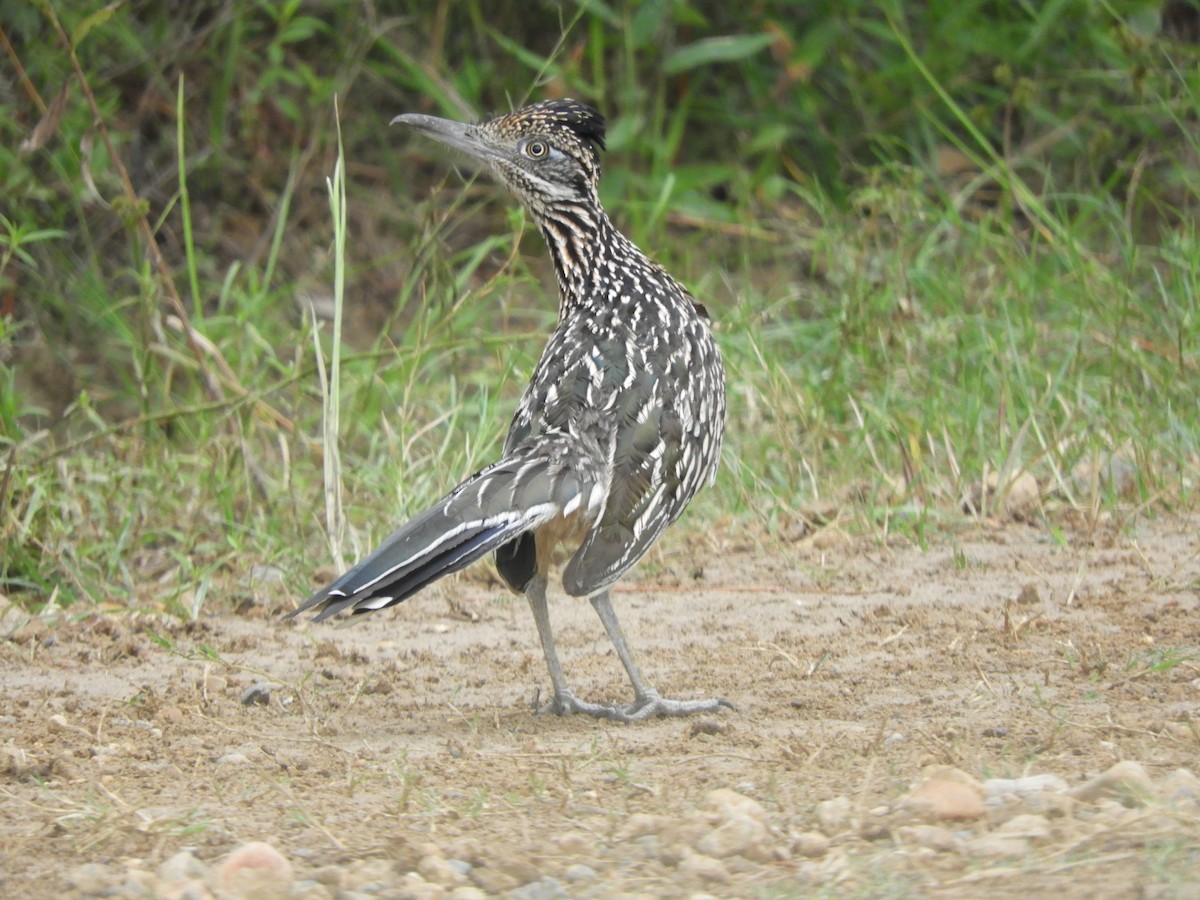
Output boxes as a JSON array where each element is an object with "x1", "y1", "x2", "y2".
[{"x1": 291, "y1": 99, "x2": 728, "y2": 722}]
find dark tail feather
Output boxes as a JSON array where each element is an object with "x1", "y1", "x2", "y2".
[{"x1": 290, "y1": 446, "x2": 587, "y2": 622}]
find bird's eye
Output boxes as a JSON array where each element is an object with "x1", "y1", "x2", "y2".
[{"x1": 524, "y1": 140, "x2": 549, "y2": 159}]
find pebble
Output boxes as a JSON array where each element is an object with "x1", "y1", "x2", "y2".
[
  {"x1": 507, "y1": 875, "x2": 568, "y2": 900},
  {"x1": 121, "y1": 866, "x2": 157, "y2": 898},
  {"x1": 791, "y1": 831, "x2": 831, "y2": 858},
  {"x1": 1069, "y1": 760, "x2": 1156, "y2": 807},
  {"x1": 895, "y1": 824, "x2": 959, "y2": 852},
  {"x1": 678, "y1": 851, "x2": 729, "y2": 884},
  {"x1": 902, "y1": 778, "x2": 986, "y2": 822},
  {"x1": 466, "y1": 865, "x2": 519, "y2": 894},
  {"x1": 966, "y1": 834, "x2": 1030, "y2": 858},
  {"x1": 695, "y1": 813, "x2": 774, "y2": 862},
  {"x1": 554, "y1": 833, "x2": 590, "y2": 856},
  {"x1": 703, "y1": 788, "x2": 767, "y2": 823},
  {"x1": 815, "y1": 796, "x2": 854, "y2": 836},
  {"x1": 67, "y1": 863, "x2": 113, "y2": 893},
  {"x1": 159, "y1": 850, "x2": 211, "y2": 884},
  {"x1": 240, "y1": 682, "x2": 271, "y2": 706},
  {"x1": 619, "y1": 812, "x2": 670, "y2": 840},
  {"x1": 447, "y1": 887, "x2": 487, "y2": 900},
  {"x1": 564, "y1": 863, "x2": 597, "y2": 882},
  {"x1": 982, "y1": 773, "x2": 1068, "y2": 799},
  {"x1": 417, "y1": 854, "x2": 467, "y2": 887},
  {"x1": 398, "y1": 872, "x2": 447, "y2": 899},
  {"x1": 1158, "y1": 769, "x2": 1200, "y2": 810},
  {"x1": 995, "y1": 813, "x2": 1051, "y2": 840},
  {"x1": 218, "y1": 841, "x2": 294, "y2": 899}
]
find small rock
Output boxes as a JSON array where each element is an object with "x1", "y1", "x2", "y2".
[
  {"x1": 703, "y1": 788, "x2": 767, "y2": 823},
  {"x1": 658, "y1": 841, "x2": 688, "y2": 867},
  {"x1": 896, "y1": 824, "x2": 959, "y2": 853},
  {"x1": 554, "y1": 833, "x2": 590, "y2": 856},
  {"x1": 619, "y1": 812, "x2": 670, "y2": 840},
  {"x1": 902, "y1": 778, "x2": 986, "y2": 822},
  {"x1": 970, "y1": 471, "x2": 1041, "y2": 515},
  {"x1": 1069, "y1": 760, "x2": 1156, "y2": 807},
  {"x1": 695, "y1": 813, "x2": 774, "y2": 862},
  {"x1": 447, "y1": 888, "x2": 487, "y2": 900},
  {"x1": 966, "y1": 834, "x2": 1029, "y2": 858},
  {"x1": 496, "y1": 857, "x2": 542, "y2": 886},
  {"x1": 467, "y1": 865, "x2": 519, "y2": 894},
  {"x1": 418, "y1": 854, "x2": 467, "y2": 887},
  {"x1": 1159, "y1": 769, "x2": 1200, "y2": 811},
  {"x1": 293, "y1": 882, "x2": 335, "y2": 900},
  {"x1": 240, "y1": 682, "x2": 271, "y2": 706},
  {"x1": 678, "y1": 851, "x2": 729, "y2": 884},
  {"x1": 982, "y1": 774, "x2": 1069, "y2": 799},
  {"x1": 159, "y1": 850, "x2": 210, "y2": 884},
  {"x1": 1004, "y1": 471, "x2": 1040, "y2": 514},
  {"x1": 445, "y1": 859, "x2": 472, "y2": 877},
  {"x1": 121, "y1": 866, "x2": 157, "y2": 897},
  {"x1": 68, "y1": 863, "x2": 113, "y2": 893},
  {"x1": 995, "y1": 813, "x2": 1051, "y2": 840},
  {"x1": 218, "y1": 841, "x2": 293, "y2": 900},
  {"x1": 1014, "y1": 583, "x2": 1040, "y2": 605},
  {"x1": 564, "y1": 863, "x2": 597, "y2": 882},
  {"x1": 815, "y1": 796, "x2": 854, "y2": 836},
  {"x1": 216, "y1": 752, "x2": 252, "y2": 766},
  {"x1": 792, "y1": 831, "x2": 830, "y2": 858},
  {"x1": 689, "y1": 719, "x2": 728, "y2": 737},
  {"x1": 349, "y1": 857, "x2": 397, "y2": 883},
  {"x1": 507, "y1": 876, "x2": 567, "y2": 900},
  {"x1": 1071, "y1": 450, "x2": 1136, "y2": 498},
  {"x1": 309, "y1": 866, "x2": 346, "y2": 888},
  {"x1": 1021, "y1": 790, "x2": 1075, "y2": 818},
  {"x1": 398, "y1": 872, "x2": 447, "y2": 900},
  {"x1": 920, "y1": 765, "x2": 983, "y2": 789}
]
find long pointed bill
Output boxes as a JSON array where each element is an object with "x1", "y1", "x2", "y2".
[{"x1": 390, "y1": 113, "x2": 491, "y2": 163}]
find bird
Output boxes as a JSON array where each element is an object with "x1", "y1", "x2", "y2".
[{"x1": 290, "y1": 98, "x2": 728, "y2": 722}]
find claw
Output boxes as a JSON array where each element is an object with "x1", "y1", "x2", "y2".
[{"x1": 538, "y1": 687, "x2": 733, "y2": 723}]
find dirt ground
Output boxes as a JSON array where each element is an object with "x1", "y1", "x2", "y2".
[{"x1": 2, "y1": 515, "x2": 1198, "y2": 898}]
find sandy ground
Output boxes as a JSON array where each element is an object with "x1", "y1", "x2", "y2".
[{"x1": 2, "y1": 515, "x2": 1198, "y2": 898}]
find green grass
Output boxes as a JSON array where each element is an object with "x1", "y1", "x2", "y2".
[{"x1": 1, "y1": 2, "x2": 1198, "y2": 612}]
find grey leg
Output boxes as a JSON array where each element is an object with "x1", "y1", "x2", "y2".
[
  {"x1": 589, "y1": 589, "x2": 733, "y2": 722},
  {"x1": 526, "y1": 574, "x2": 571, "y2": 703},
  {"x1": 526, "y1": 574, "x2": 619, "y2": 717},
  {"x1": 526, "y1": 580, "x2": 732, "y2": 722}
]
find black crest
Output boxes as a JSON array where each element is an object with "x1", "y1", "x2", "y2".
[
  {"x1": 534, "y1": 99, "x2": 607, "y2": 152},
  {"x1": 487, "y1": 99, "x2": 607, "y2": 154}
]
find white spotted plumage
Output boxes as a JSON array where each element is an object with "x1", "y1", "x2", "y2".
[{"x1": 292, "y1": 99, "x2": 728, "y2": 722}]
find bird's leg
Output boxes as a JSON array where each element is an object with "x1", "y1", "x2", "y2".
[
  {"x1": 526, "y1": 579, "x2": 731, "y2": 722},
  {"x1": 526, "y1": 574, "x2": 615, "y2": 717},
  {"x1": 588, "y1": 589, "x2": 733, "y2": 722},
  {"x1": 525, "y1": 574, "x2": 573, "y2": 709}
]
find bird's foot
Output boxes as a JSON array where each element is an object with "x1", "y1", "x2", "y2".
[{"x1": 537, "y1": 687, "x2": 733, "y2": 723}]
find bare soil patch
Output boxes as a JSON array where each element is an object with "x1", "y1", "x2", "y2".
[{"x1": 3, "y1": 516, "x2": 1198, "y2": 897}]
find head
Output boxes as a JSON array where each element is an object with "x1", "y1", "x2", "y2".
[{"x1": 392, "y1": 99, "x2": 606, "y2": 212}]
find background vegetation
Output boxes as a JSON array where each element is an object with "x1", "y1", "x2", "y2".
[{"x1": 1, "y1": 0, "x2": 1197, "y2": 612}]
